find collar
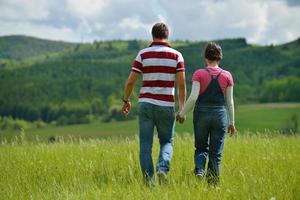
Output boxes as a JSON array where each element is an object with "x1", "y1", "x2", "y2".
[
  {"x1": 149, "y1": 41, "x2": 171, "y2": 47},
  {"x1": 206, "y1": 65, "x2": 219, "y2": 68}
]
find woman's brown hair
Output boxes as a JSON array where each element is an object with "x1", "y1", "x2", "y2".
[{"x1": 204, "y1": 42, "x2": 223, "y2": 61}]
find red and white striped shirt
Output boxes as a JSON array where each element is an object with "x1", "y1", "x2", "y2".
[{"x1": 131, "y1": 42, "x2": 185, "y2": 107}]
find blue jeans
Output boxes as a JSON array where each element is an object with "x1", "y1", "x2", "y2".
[
  {"x1": 138, "y1": 102, "x2": 175, "y2": 180},
  {"x1": 193, "y1": 106, "x2": 227, "y2": 182}
]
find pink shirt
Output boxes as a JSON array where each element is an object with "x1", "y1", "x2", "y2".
[{"x1": 192, "y1": 66, "x2": 234, "y2": 95}]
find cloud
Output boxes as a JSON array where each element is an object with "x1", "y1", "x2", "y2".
[
  {"x1": 0, "y1": 0, "x2": 299, "y2": 44},
  {"x1": 66, "y1": 0, "x2": 108, "y2": 19},
  {"x1": 0, "y1": 0, "x2": 50, "y2": 21},
  {"x1": 285, "y1": 0, "x2": 300, "y2": 6},
  {"x1": 159, "y1": 0, "x2": 300, "y2": 44}
]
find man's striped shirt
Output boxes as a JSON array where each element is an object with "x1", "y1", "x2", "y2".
[{"x1": 131, "y1": 42, "x2": 185, "y2": 107}]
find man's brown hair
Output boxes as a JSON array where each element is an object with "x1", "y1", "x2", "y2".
[
  {"x1": 204, "y1": 42, "x2": 223, "y2": 61},
  {"x1": 152, "y1": 23, "x2": 169, "y2": 39}
]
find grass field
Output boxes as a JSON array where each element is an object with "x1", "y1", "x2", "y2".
[
  {"x1": 0, "y1": 103, "x2": 299, "y2": 142},
  {"x1": 0, "y1": 103, "x2": 300, "y2": 199},
  {"x1": 0, "y1": 134, "x2": 299, "y2": 199}
]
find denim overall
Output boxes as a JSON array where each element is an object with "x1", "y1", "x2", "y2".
[{"x1": 193, "y1": 68, "x2": 227, "y2": 184}]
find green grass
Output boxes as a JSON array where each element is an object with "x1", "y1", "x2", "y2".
[
  {"x1": 0, "y1": 134, "x2": 299, "y2": 199},
  {"x1": 0, "y1": 103, "x2": 299, "y2": 199},
  {"x1": 0, "y1": 119, "x2": 139, "y2": 142},
  {"x1": 176, "y1": 103, "x2": 300, "y2": 134},
  {"x1": 1, "y1": 103, "x2": 299, "y2": 142}
]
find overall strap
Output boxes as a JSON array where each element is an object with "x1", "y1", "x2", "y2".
[
  {"x1": 205, "y1": 68, "x2": 223, "y2": 80},
  {"x1": 215, "y1": 70, "x2": 223, "y2": 80},
  {"x1": 205, "y1": 68, "x2": 214, "y2": 79}
]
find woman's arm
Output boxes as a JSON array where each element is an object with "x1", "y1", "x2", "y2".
[
  {"x1": 226, "y1": 86, "x2": 235, "y2": 136},
  {"x1": 225, "y1": 86, "x2": 234, "y2": 125},
  {"x1": 179, "y1": 81, "x2": 200, "y2": 117}
]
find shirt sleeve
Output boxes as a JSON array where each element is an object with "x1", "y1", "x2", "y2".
[
  {"x1": 225, "y1": 86, "x2": 235, "y2": 125},
  {"x1": 192, "y1": 70, "x2": 200, "y2": 82},
  {"x1": 227, "y1": 72, "x2": 234, "y2": 86},
  {"x1": 131, "y1": 52, "x2": 143, "y2": 73},
  {"x1": 179, "y1": 81, "x2": 200, "y2": 116},
  {"x1": 176, "y1": 53, "x2": 185, "y2": 72}
]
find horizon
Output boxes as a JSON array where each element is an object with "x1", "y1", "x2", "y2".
[{"x1": 1, "y1": 34, "x2": 299, "y2": 46}]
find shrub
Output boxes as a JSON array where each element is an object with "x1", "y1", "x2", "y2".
[{"x1": 0, "y1": 117, "x2": 30, "y2": 130}]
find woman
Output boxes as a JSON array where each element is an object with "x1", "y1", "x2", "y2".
[{"x1": 177, "y1": 42, "x2": 235, "y2": 185}]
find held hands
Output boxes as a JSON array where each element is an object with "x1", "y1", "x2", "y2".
[
  {"x1": 121, "y1": 101, "x2": 131, "y2": 116},
  {"x1": 176, "y1": 112, "x2": 186, "y2": 124},
  {"x1": 228, "y1": 124, "x2": 235, "y2": 137}
]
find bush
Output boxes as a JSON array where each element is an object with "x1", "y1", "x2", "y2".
[
  {"x1": 0, "y1": 117, "x2": 30, "y2": 130},
  {"x1": 34, "y1": 120, "x2": 47, "y2": 129},
  {"x1": 102, "y1": 107, "x2": 136, "y2": 123},
  {"x1": 55, "y1": 114, "x2": 93, "y2": 126},
  {"x1": 56, "y1": 116, "x2": 68, "y2": 126},
  {"x1": 280, "y1": 114, "x2": 298, "y2": 134},
  {"x1": 261, "y1": 76, "x2": 300, "y2": 102}
]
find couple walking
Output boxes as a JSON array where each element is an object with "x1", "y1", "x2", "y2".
[{"x1": 121, "y1": 22, "x2": 235, "y2": 186}]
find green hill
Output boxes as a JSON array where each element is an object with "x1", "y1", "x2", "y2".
[
  {"x1": 0, "y1": 36, "x2": 299, "y2": 123},
  {"x1": 0, "y1": 35, "x2": 77, "y2": 60}
]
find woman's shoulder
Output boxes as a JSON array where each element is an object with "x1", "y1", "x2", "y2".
[
  {"x1": 220, "y1": 68, "x2": 234, "y2": 83},
  {"x1": 220, "y1": 68, "x2": 232, "y2": 76},
  {"x1": 192, "y1": 67, "x2": 207, "y2": 80}
]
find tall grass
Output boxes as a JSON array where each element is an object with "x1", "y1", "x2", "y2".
[{"x1": 0, "y1": 134, "x2": 299, "y2": 199}]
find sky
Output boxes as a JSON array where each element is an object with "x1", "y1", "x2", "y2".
[{"x1": 0, "y1": 0, "x2": 299, "y2": 44}]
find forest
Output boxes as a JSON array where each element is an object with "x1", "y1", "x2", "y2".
[{"x1": 0, "y1": 35, "x2": 299, "y2": 125}]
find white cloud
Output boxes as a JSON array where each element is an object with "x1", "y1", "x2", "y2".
[
  {"x1": 262, "y1": 0, "x2": 300, "y2": 43},
  {"x1": 119, "y1": 16, "x2": 151, "y2": 31},
  {"x1": 160, "y1": 0, "x2": 300, "y2": 44},
  {"x1": 66, "y1": 0, "x2": 108, "y2": 19},
  {"x1": 0, "y1": 0, "x2": 50, "y2": 21},
  {"x1": 118, "y1": 16, "x2": 152, "y2": 39},
  {"x1": 0, "y1": 0, "x2": 299, "y2": 44}
]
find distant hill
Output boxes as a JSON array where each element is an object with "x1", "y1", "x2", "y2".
[
  {"x1": 0, "y1": 36, "x2": 299, "y2": 123},
  {"x1": 0, "y1": 35, "x2": 77, "y2": 60}
]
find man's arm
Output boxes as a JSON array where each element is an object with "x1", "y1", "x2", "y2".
[
  {"x1": 176, "y1": 71, "x2": 186, "y2": 112},
  {"x1": 121, "y1": 71, "x2": 139, "y2": 116}
]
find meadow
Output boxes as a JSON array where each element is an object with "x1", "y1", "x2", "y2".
[
  {"x1": 0, "y1": 103, "x2": 300, "y2": 199},
  {"x1": 0, "y1": 134, "x2": 299, "y2": 199}
]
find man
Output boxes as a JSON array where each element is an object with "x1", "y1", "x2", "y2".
[{"x1": 121, "y1": 22, "x2": 186, "y2": 185}]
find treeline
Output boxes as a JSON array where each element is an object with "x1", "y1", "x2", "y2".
[
  {"x1": 0, "y1": 36, "x2": 299, "y2": 126},
  {"x1": 0, "y1": 97, "x2": 138, "y2": 126},
  {"x1": 261, "y1": 76, "x2": 300, "y2": 102}
]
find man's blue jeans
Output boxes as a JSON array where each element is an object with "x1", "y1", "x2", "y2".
[
  {"x1": 193, "y1": 106, "x2": 227, "y2": 182},
  {"x1": 138, "y1": 102, "x2": 175, "y2": 180}
]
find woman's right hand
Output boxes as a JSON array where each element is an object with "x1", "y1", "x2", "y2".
[
  {"x1": 228, "y1": 124, "x2": 235, "y2": 137},
  {"x1": 176, "y1": 113, "x2": 186, "y2": 124}
]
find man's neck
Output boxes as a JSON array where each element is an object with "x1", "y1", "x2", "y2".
[{"x1": 153, "y1": 38, "x2": 168, "y2": 43}]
